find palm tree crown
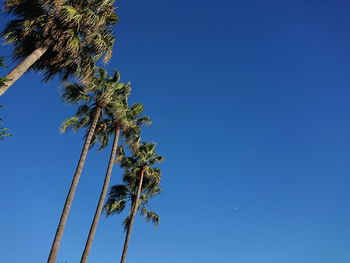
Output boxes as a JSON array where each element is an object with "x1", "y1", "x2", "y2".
[
  {"x1": 61, "y1": 67, "x2": 130, "y2": 134},
  {"x1": 105, "y1": 142, "x2": 164, "y2": 227},
  {"x1": 3, "y1": 0, "x2": 118, "y2": 82},
  {"x1": 91, "y1": 98, "x2": 152, "y2": 151},
  {"x1": 122, "y1": 142, "x2": 163, "y2": 188}
]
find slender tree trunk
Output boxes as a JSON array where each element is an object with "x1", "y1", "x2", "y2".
[
  {"x1": 80, "y1": 125, "x2": 121, "y2": 263},
  {"x1": 120, "y1": 169, "x2": 145, "y2": 263},
  {"x1": 47, "y1": 106, "x2": 102, "y2": 263},
  {"x1": 0, "y1": 47, "x2": 47, "y2": 96}
]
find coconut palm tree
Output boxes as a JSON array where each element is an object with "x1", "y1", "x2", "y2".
[
  {"x1": 104, "y1": 142, "x2": 163, "y2": 263},
  {"x1": 80, "y1": 97, "x2": 151, "y2": 263},
  {"x1": 48, "y1": 67, "x2": 128, "y2": 263},
  {"x1": 0, "y1": 0, "x2": 118, "y2": 96}
]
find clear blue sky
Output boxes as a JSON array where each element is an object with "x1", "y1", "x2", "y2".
[{"x1": 1, "y1": 0, "x2": 350, "y2": 262}]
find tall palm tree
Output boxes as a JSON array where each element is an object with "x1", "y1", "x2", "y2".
[
  {"x1": 105, "y1": 142, "x2": 164, "y2": 263},
  {"x1": 80, "y1": 95, "x2": 151, "y2": 263},
  {"x1": 48, "y1": 68, "x2": 128, "y2": 263},
  {"x1": 0, "y1": 0, "x2": 118, "y2": 96}
]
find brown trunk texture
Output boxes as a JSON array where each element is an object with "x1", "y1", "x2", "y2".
[
  {"x1": 120, "y1": 170, "x2": 145, "y2": 263},
  {"x1": 47, "y1": 107, "x2": 102, "y2": 263},
  {"x1": 80, "y1": 126, "x2": 121, "y2": 263},
  {"x1": 0, "y1": 47, "x2": 47, "y2": 96}
]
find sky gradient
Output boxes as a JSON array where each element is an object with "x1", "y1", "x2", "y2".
[{"x1": 1, "y1": 0, "x2": 350, "y2": 262}]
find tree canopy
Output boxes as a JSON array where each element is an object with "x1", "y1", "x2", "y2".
[{"x1": 3, "y1": 0, "x2": 119, "y2": 82}]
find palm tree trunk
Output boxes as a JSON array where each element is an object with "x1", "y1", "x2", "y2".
[
  {"x1": 120, "y1": 169, "x2": 145, "y2": 263},
  {"x1": 47, "y1": 106, "x2": 102, "y2": 263},
  {"x1": 80, "y1": 125, "x2": 121, "y2": 263},
  {"x1": 0, "y1": 47, "x2": 47, "y2": 96}
]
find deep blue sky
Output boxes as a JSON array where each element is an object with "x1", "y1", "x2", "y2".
[{"x1": 1, "y1": 0, "x2": 350, "y2": 262}]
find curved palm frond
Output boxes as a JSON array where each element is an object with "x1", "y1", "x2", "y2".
[{"x1": 140, "y1": 207, "x2": 160, "y2": 226}]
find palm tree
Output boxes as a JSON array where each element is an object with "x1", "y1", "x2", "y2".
[
  {"x1": 80, "y1": 95, "x2": 151, "y2": 263},
  {"x1": 0, "y1": 0, "x2": 118, "y2": 96},
  {"x1": 48, "y1": 68, "x2": 128, "y2": 263},
  {"x1": 105, "y1": 142, "x2": 164, "y2": 263}
]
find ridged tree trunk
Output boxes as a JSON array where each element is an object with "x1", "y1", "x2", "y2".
[
  {"x1": 0, "y1": 47, "x2": 47, "y2": 96},
  {"x1": 80, "y1": 125, "x2": 121, "y2": 263},
  {"x1": 47, "y1": 106, "x2": 102, "y2": 263},
  {"x1": 120, "y1": 169, "x2": 145, "y2": 263}
]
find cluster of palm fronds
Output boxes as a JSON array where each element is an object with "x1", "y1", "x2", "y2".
[
  {"x1": 0, "y1": 1, "x2": 163, "y2": 263},
  {"x1": 4, "y1": 0, "x2": 117, "y2": 80},
  {"x1": 0, "y1": 0, "x2": 118, "y2": 95}
]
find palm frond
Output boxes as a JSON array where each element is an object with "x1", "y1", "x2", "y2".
[
  {"x1": 122, "y1": 215, "x2": 131, "y2": 232},
  {"x1": 62, "y1": 83, "x2": 90, "y2": 104},
  {"x1": 104, "y1": 199, "x2": 126, "y2": 216},
  {"x1": 140, "y1": 207, "x2": 160, "y2": 226},
  {"x1": 60, "y1": 116, "x2": 79, "y2": 133},
  {"x1": 115, "y1": 145, "x2": 125, "y2": 163}
]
